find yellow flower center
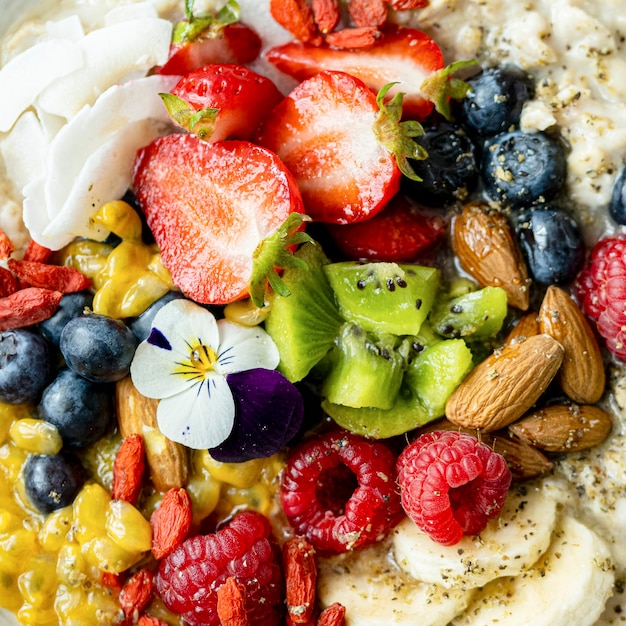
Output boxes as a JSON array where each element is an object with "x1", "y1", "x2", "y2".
[{"x1": 173, "y1": 341, "x2": 220, "y2": 381}]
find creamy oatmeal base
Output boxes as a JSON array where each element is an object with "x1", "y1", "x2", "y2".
[{"x1": 1, "y1": 0, "x2": 626, "y2": 624}]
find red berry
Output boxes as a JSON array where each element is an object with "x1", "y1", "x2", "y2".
[
  {"x1": 397, "y1": 431, "x2": 511, "y2": 546},
  {"x1": 155, "y1": 510, "x2": 283, "y2": 626},
  {"x1": 575, "y1": 236, "x2": 626, "y2": 359},
  {"x1": 280, "y1": 429, "x2": 403, "y2": 554}
]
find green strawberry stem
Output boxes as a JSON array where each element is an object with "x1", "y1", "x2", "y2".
[
  {"x1": 420, "y1": 60, "x2": 477, "y2": 121},
  {"x1": 249, "y1": 212, "x2": 314, "y2": 308},
  {"x1": 374, "y1": 83, "x2": 428, "y2": 182},
  {"x1": 172, "y1": 0, "x2": 240, "y2": 44},
  {"x1": 159, "y1": 93, "x2": 219, "y2": 140}
]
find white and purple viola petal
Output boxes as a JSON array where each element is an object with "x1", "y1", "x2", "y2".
[
  {"x1": 209, "y1": 368, "x2": 304, "y2": 463},
  {"x1": 216, "y1": 319, "x2": 280, "y2": 375}
]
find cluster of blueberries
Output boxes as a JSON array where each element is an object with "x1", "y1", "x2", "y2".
[
  {"x1": 0, "y1": 290, "x2": 179, "y2": 514},
  {"x1": 402, "y1": 65, "x2": 626, "y2": 285}
]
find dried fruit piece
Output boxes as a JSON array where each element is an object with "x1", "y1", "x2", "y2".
[
  {"x1": 23, "y1": 240, "x2": 52, "y2": 263},
  {"x1": 270, "y1": 0, "x2": 322, "y2": 44},
  {"x1": 112, "y1": 434, "x2": 146, "y2": 505},
  {"x1": 386, "y1": 0, "x2": 429, "y2": 8},
  {"x1": 0, "y1": 229, "x2": 14, "y2": 259},
  {"x1": 312, "y1": 0, "x2": 340, "y2": 34},
  {"x1": 325, "y1": 26, "x2": 380, "y2": 48},
  {"x1": 509, "y1": 404, "x2": 612, "y2": 452},
  {"x1": 101, "y1": 571, "x2": 124, "y2": 592},
  {"x1": 284, "y1": 537, "x2": 317, "y2": 623},
  {"x1": 0, "y1": 267, "x2": 19, "y2": 298},
  {"x1": 347, "y1": 0, "x2": 387, "y2": 28},
  {"x1": 452, "y1": 201, "x2": 530, "y2": 310},
  {"x1": 138, "y1": 616, "x2": 169, "y2": 626},
  {"x1": 7, "y1": 259, "x2": 92, "y2": 293},
  {"x1": 0, "y1": 287, "x2": 63, "y2": 330},
  {"x1": 119, "y1": 568, "x2": 155, "y2": 619},
  {"x1": 317, "y1": 603, "x2": 346, "y2": 625},
  {"x1": 445, "y1": 334, "x2": 564, "y2": 432},
  {"x1": 151, "y1": 487, "x2": 193, "y2": 560},
  {"x1": 539, "y1": 285, "x2": 605, "y2": 404},
  {"x1": 217, "y1": 576, "x2": 248, "y2": 626}
]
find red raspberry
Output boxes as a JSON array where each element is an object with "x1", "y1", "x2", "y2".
[
  {"x1": 280, "y1": 429, "x2": 403, "y2": 554},
  {"x1": 397, "y1": 431, "x2": 511, "y2": 546},
  {"x1": 575, "y1": 236, "x2": 626, "y2": 359},
  {"x1": 154, "y1": 510, "x2": 283, "y2": 626}
]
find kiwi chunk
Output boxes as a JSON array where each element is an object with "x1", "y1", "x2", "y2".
[
  {"x1": 264, "y1": 243, "x2": 343, "y2": 382},
  {"x1": 430, "y1": 286, "x2": 508, "y2": 340},
  {"x1": 322, "y1": 385, "x2": 432, "y2": 439},
  {"x1": 322, "y1": 324, "x2": 404, "y2": 410},
  {"x1": 404, "y1": 338, "x2": 473, "y2": 419},
  {"x1": 323, "y1": 262, "x2": 440, "y2": 336}
]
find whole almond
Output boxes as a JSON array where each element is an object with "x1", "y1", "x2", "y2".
[
  {"x1": 539, "y1": 285, "x2": 605, "y2": 404},
  {"x1": 116, "y1": 376, "x2": 189, "y2": 492},
  {"x1": 445, "y1": 333, "x2": 564, "y2": 431},
  {"x1": 505, "y1": 311, "x2": 540, "y2": 345},
  {"x1": 418, "y1": 418, "x2": 553, "y2": 480},
  {"x1": 452, "y1": 201, "x2": 531, "y2": 310},
  {"x1": 509, "y1": 403, "x2": 613, "y2": 452}
]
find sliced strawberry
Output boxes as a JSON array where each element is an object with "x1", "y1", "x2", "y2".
[
  {"x1": 266, "y1": 26, "x2": 459, "y2": 119},
  {"x1": 162, "y1": 64, "x2": 283, "y2": 142},
  {"x1": 325, "y1": 194, "x2": 447, "y2": 262},
  {"x1": 256, "y1": 70, "x2": 423, "y2": 224},
  {"x1": 132, "y1": 135, "x2": 307, "y2": 305},
  {"x1": 157, "y1": 0, "x2": 261, "y2": 76}
]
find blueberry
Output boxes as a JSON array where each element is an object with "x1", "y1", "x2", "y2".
[
  {"x1": 38, "y1": 291, "x2": 94, "y2": 346},
  {"x1": 39, "y1": 368, "x2": 112, "y2": 448},
  {"x1": 23, "y1": 453, "x2": 86, "y2": 514},
  {"x1": 515, "y1": 205, "x2": 585, "y2": 285},
  {"x1": 403, "y1": 122, "x2": 478, "y2": 207},
  {"x1": 461, "y1": 65, "x2": 534, "y2": 136},
  {"x1": 129, "y1": 291, "x2": 185, "y2": 342},
  {"x1": 60, "y1": 314, "x2": 138, "y2": 383},
  {"x1": 0, "y1": 329, "x2": 55, "y2": 404},
  {"x1": 481, "y1": 130, "x2": 567, "y2": 207},
  {"x1": 609, "y1": 166, "x2": 626, "y2": 224}
]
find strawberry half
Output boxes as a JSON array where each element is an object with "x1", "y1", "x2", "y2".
[
  {"x1": 256, "y1": 70, "x2": 425, "y2": 224},
  {"x1": 266, "y1": 26, "x2": 472, "y2": 120},
  {"x1": 325, "y1": 193, "x2": 447, "y2": 262},
  {"x1": 162, "y1": 64, "x2": 283, "y2": 142},
  {"x1": 157, "y1": 0, "x2": 261, "y2": 76},
  {"x1": 132, "y1": 135, "x2": 308, "y2": 306}
]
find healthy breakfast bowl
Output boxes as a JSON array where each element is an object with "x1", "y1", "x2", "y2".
[{"x1": 1, "y1": 0, "x2": 626, "y2": 624}]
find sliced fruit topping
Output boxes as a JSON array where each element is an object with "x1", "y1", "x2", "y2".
[
  {"x1": 132, "y1": 135, "x2": 305, "y2": 305},
  {"x1": 396, "y1": 430, "x2": 512, "y2": 546},
  {"x1": 323, "y1": 261, "x2": 440, "y2": 336},
  {"x1": 162, "y1": 64, "x2": 283, "y2": 142},
  {"x1": 322, "y1": 324, "x2": 404, "y2": 409},
  {"x1": 157, "y1": 0, "x2": 262, "y2": 75},
  {"x1": 256, "y1": 70, "x2": 414, "y2": 224},
  {"x1": 264, "y1": 242, "x2": 343, "y2": 382},
  {"x1": 265, "y1": 26, "x2": 471, "y2": 119},
  {"x1": 280, "y1": 429, "x2": 403, "y2": 553}
]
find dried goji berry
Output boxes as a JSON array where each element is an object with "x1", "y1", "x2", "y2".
[
  {"x1": 112, "y1": 434, "x2": 146, "y2": 505},
  {"x1": 312, "y1": 0, "x2": 340, "y2": 34},
  {"x1": 119, "y1": 568, "x2": 155, "y2": 619},
  {"x1": 150, "y1": 487, "x2": 193, "y2": 560},
  {"x1": 216, "y1": 576, "x2": 249, "y2": 626},
  {"x1": 325, "y1": 26, "x2": 380, "y2": 48},
  {"x1": 270, "y1": 0, "x2": 322, "y2": 44},
  {"x1": 0, "y1": 287, "x2": 63, "y2": 330},
  {"x1": 137, "y1": 616, "x2": 169, "y2": 626},
  {"x1": 386, "y1": 0, "x2": 429, "y2": 9},
  {"x1": 317, "y1": 603, "x2": 346, "y2": 626},
  {"x1": 347, "y1": 0, "x2": 387, "y2": 28},
  {"x1": 0, "y1": 267, "x2": 19, "y2": 298},
  {"x1": 23, "y1": 239, "x2": 52, "y2": 263},
  {"x1": 283, "y1": 536, "x2": 317, "y2": 624},
  {"x1": 0, "y1": 229, "x2": 14, "y2": 260},
  {"x1": 7, "y1": 259, "x2": 92, "y2": 293},
  {"x1": 101, "y1": 571, "x2": 125, "y2": 592}
]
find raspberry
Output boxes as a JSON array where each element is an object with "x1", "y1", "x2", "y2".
[
  {"x1": 575, "y1": 236, "x2": 626, "y2": 359},
  {"x1": 154, "y1": 510, "x2": 283, "y2": 626},
  {"x1": 396, "y1": 431, "x2": 511, "y2": 546},
  {"x1": 280, "y1": 429, "x2": 403, "y2": 554}
]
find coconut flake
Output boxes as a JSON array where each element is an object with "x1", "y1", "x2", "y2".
[
  {"x1": 0, "y1": 39, "x2": 84, "y2": 132},
  {"x1": 103, "y1": 2, "x2": 159, "y2": 25},
  {"x1": 37, "y1": 17, "x2": 173, "y2": 119},
  {"x1": 45, "y1": 15, "x2": 85, "y2": 41}
]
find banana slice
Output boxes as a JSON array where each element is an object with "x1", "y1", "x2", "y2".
[
  {"x1": 452, "y1": 514, "x2": 615, "y2": 626},
  {"x1": 317, "y1": 539, "x2": 474, "y2": 626},
  {"x1": 393, "y1": 484, "x2": 558, "y2": 589}
]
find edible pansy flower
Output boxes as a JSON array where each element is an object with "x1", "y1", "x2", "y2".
[{"x1": 130, "y1": 298, "x2": 303, "y2": 458}]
